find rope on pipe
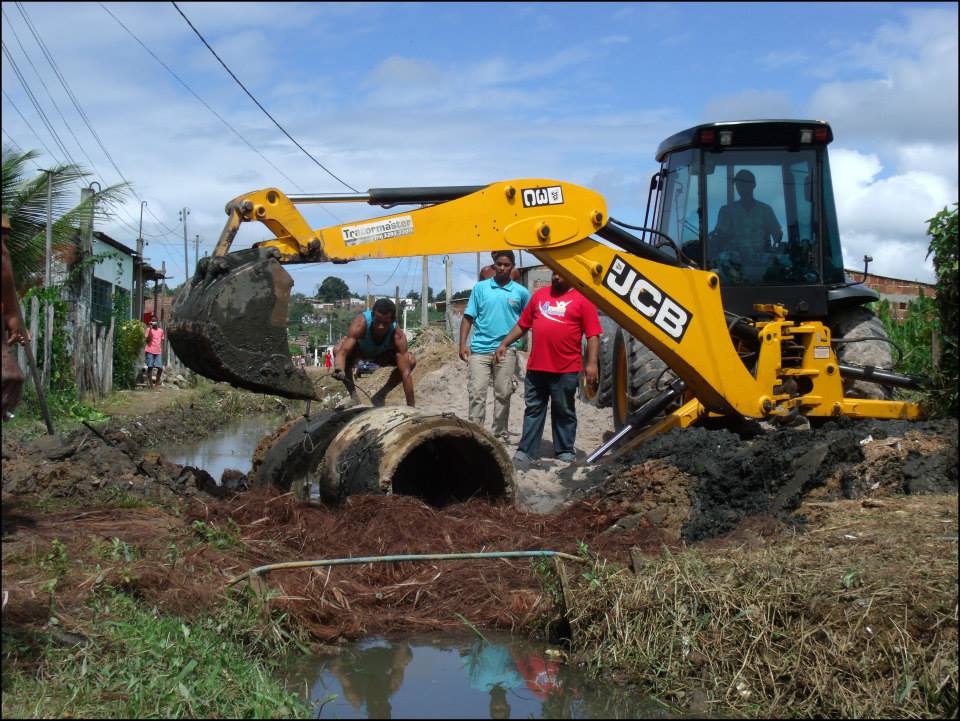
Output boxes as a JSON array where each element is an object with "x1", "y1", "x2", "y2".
[{"x1": 227, "y1": 550, "x2": 586, "y2": 587}]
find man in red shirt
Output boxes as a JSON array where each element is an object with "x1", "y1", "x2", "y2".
[{"x1": 494, "y1": 272, "x2": 601, "y2": 464}]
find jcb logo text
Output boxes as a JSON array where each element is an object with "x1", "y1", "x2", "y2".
[{"x1": 603, "y1": 256, "x2": 692, "y2": 341}]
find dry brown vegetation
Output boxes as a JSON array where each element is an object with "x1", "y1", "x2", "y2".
[{"x1": 568, "y1": 495, "x2": 959, "y2": 718}]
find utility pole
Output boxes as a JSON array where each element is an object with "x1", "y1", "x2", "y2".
[
  {"x1": 421, "y1": 256, "x2": 429, "y2": 328},
  {"x1": 41, "y1": 169, "x2": 55, "y2": 389},
  {"x1": 444, "y1": 255, "x2": 453, "y2": 306},
  {"x1": 365, "y1": 274, "x2": 372, "y2": 310},
  {"x1": 195, "y1": 234, "x2": 200, "y2": 270},
  {"x1": 179, "y1": 208, "x2": 190, "y2": 284},
  {"x1": 159, "y1": 262, "x2": 166, "y2": 322},
  {"x1": 76, "y1": 182, "x2": 98, "y2": 398},
  {"x1": 137, "y1": 200, "x2": 147, "y2": 322},
  {"x1": 444, "y1": 255, "x2": 453, "y2": 337},
  {"x1": 154, "y1": 261, "x2": 162, "y2": 324}
]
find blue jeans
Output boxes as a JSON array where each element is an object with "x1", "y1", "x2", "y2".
[{"x1": 517, "y1": 370, "x2": 579, "y2": 458}]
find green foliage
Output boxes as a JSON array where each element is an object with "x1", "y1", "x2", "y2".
[
  {"x1": 39, "y1": 538, "x2": 69, "y2": 576},
  {"x1": 925, "y1": 203, "x2": 958, "y2": 415},
  {"x1": 112, "y1": 306, "x2": 146, "y2": 390},
  {"x1": 315, "y1": 275, "x2": 351, "y2": 302},
  {"x1": 1, "y1": 146, "x2": 128, "y2": 288},
  {"x1": 191, "y1": 519, "x2": 241, "y2": 549},
  {"x1": 287, "y1": 292, "x2": 315, "y2": 333},
  {"x1": 874, "y1": 295, "x2": 937, "y2": 379},
  {"x1": 1, "y1": 589, "x2": 309, "y2": 719}
]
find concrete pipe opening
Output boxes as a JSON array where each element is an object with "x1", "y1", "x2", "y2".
[
  {"x1": 318, "y1": 407, "x2": 516, "y2": 507},
  {"x1": 391, "y1": 434, "x2": 511, "y2": 506}
]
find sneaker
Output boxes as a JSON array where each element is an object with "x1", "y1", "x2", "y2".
[
  {"x1": 513, "y1": 450, "x2": 532, "y2": 470},
  {"x1": 555, "y1": 452, "x2": 576, "y2": 463}
]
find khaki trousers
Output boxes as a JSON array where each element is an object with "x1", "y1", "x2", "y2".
[{"x1": 468, "y1": 349, "x2": 518, "y2": 441}]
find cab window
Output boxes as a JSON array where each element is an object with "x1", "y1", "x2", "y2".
[{"x1": 702, "y1": 149, "x2": 818, "y2": 286}]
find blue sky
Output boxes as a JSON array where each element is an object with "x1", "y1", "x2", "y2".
[{"x1": 2, "y1": 1, "x2": 956, "y2": 294}]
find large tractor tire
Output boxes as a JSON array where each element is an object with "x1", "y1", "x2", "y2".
[
  {"x1": 579, "y1": 313, "x2": 620, "y2": 408},
  {"x1": 828, "y1": 306, "x2": 894, "y2": 400},
  {"x1": 611, "y1": 331, "x2": 676, "y2": 431}
]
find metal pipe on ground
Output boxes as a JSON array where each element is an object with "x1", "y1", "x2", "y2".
[{"x1": 250, "y1": 406, "x2": 515, "y2": 506}]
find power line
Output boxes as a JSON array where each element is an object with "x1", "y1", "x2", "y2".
[
  {"x1": 97, "y1": 4, "x2": 309, "y2": 196},
  {"x1": 170, "y1": 1, "x2": 358, "y2": 193},
  {"x1": 1, "y1": 43, "x2": 76, "y2": 166},
  {"x1": 2, "y1": 89, "x2": 61, "y2": 162},
  {"x1": 2, "y1": 18, "x2": 176, "y2": 244},
  {"x1": 3, "y1": 6, "x2": 107, "y2": 181},
  {"x1": 368, "y1": 258, "x2": 404, "y2": 287},
  {"x1": 15, "y1": 4, "x2": 126, "y2": 185},
  {"x1": 97, "y1": 2, "x2": 344, "y2": 231},
  {"x1": 2, "y1": 131, "x2": 189, "y2": 281},
  {"x1": 15, "y1": 2, "x2": 184, "y2": 239}
]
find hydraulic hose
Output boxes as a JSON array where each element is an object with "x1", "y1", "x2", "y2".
[{"x1": 227, "y1": 550, "x2": 585, "y2": 587}]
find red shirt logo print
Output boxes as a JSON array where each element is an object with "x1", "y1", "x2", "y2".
[{"x1": 540, "y1": 299, "x2": 571, "y2": 323}]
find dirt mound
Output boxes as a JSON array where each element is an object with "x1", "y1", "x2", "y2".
[
  {"x1": 583, "y1": 417, "x2": 958, "y2": 542},
  {"x1": 356, "y1": 326, "x2": 460, "y2": 405}
]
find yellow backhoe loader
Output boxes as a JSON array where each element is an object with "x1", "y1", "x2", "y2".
[{"x1": 169, "y1": 120, "x2": 922, "y2": 461}]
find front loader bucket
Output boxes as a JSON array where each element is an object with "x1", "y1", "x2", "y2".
[{"x1": 169, "y1": 248, "x2": 317, "y2": 400}]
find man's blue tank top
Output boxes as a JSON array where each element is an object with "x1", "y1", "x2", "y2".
[{"x1": 358, "y1": 309, "x2": 397, "y2": 358}]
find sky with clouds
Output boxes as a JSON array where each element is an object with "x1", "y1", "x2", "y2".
[{"x1": 2, "y1": 1, "x2": 956, "y2": 295}]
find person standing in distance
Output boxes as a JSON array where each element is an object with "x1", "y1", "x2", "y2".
[
  {"x1": 144, "y1": 318, "x2": 165, "y2": 390},
  {"x1": 495, "y1": 272, "x2": 601, "y2": 464},
  {"x1": 459, "y1": 250, "x2": 529, "y2": 443}
]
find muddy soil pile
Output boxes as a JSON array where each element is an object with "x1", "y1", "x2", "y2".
[{"x1": 581, "y1": 417, "x2": 958, "y2": 542}]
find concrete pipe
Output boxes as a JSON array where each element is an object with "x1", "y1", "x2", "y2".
[{"x1": 251, "y1": 406, "x2": 515, "y2": 507}]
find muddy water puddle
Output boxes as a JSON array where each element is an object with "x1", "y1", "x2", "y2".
[
  {"x1": 284, "y1": 631, "x2": 674, "y2": 719},
  {"x1": 165, "y1": 414, "x2": 285, "y2": 481}
]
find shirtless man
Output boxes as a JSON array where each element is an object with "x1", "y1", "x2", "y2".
[{"x1": 333, "y1": 298, "x2": 417, "y2": 407}]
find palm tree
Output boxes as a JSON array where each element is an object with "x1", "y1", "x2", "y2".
[{"x1": 1, "y1": 146, "x2": 129, "y2": 290}]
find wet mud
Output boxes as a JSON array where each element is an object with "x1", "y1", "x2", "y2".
[
  {"x1": 581, "y1": 417, "x2": 958, "y2": 542},
  {"x1": 1, "y1": 388, "x2": 294, "y2": 505}
]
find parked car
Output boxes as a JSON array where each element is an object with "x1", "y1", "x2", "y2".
[{"x1": 356, "y1": 360, "x2": 379, "y2": 377}]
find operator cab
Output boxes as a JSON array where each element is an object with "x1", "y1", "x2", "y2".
[{"x1": 645, "y1": 120, "x2": 871, "y2": 319}]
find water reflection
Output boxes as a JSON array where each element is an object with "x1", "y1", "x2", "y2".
[
  {"x1": 288, "y1": 632, "x2": 672, "y2": 719},
  {"x1": 327, "y1": 641, "x2": 414, "y2": 718},
  {"x1": 165, "y1": 414, "x2": 286, "y2": 482}
]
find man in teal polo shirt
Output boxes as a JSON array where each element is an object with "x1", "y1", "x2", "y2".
[{"x1": 459, "y1": 250, "x2": 530, "y2": 443}]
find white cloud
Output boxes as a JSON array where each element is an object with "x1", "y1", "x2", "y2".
[
  {"x1": 839, "y1": 233, "x2": 934, "y2": 283},
  {"x1": 4, "y1": 2, "x2": 955, "y2": 296},
  {"x1": 830, "y1": 148, "x2": 951, "y2": 282},
  {"x1": 808, "y1": 8, "x2": 958, "y2": 146}
]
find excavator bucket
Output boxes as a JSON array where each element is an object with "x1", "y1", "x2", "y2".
[{"x1": 168, "y1": 247, "x2": 317, "y2": 400}]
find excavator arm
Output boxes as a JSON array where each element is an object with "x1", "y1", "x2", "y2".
[{"x1": 170, "y1": 180, "x2": 920, "y2": 426}]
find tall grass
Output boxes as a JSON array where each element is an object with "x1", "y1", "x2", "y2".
[
  {"x1": 1, "y1": 590, "x2": 311, "y2": 719},
  {"x1": 565, "y1": 497, "x2": 958, "y2": 718}
]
